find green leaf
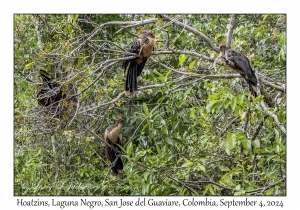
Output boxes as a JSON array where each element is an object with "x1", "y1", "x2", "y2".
[
  {"x1": 209, "y1": 185, "x2": 215, "y2": 195},
  {"x1": 188, "y1": 60, "x2": 197, "y2": 70},
  {"x1": 25, "y1": 62, "x2": 34, "y2": 70},
  {"x1": 198, "y1": 164, "x2": 206, "y2": 172},
  {"x1": 77, "y1": 56, "x2": 90, "y2": 68},
  {"x1": 21, "y1": 81, "x2": 28, "y2": 89},
  {"x1": 203, "y1": 184, "x2": 212, "y2": 195},
  {"x1": 156, "y1": 145, "x2": 161, "y2": 157},
  {"x1": 252, "y1": 139, "x2": 260, "y2": 148},
  {"x1": 165, "y1": 69, "x2": 173, "y2": 78},
  {"x1": 219, "y1": 166, "x2": 230, "y2": 172},
  {"x1": 224, "y1": 132, "x2": 236, "y2": 155},
  {"x1": 178, "y1": 55, "x2": 188, "y2": 65},
  {"x1": 173, "y1": 138, "x2": 185, "y2": 146},
  {"x1": 126, "y1": 142, "x2": 133, "y2": 157},
  {"x1": 189, "y1": 107, "x2": 195, "y2": 119},
  {"x1": 153, "y1": 71, "x2": 166, "y2": 82},
  {"x1": 182, "y1": 161, "x2": 193, "y2": 167},
  {"x1": 219, "y1": 173, "x2": 236, "y2": 187},
  {"x1": 142, "y1": 102, "x2": 149, "y2": 117},
  {"x1": 253, "y1": 95, "x2": 263, "y2": 102},
  {"x1": 231, "y1": 97, "x2": 237, "y2": 111},
  {"x1": 157, "y1": 95, "x2": 167, "y2": 103},
  {"x1": 157, "y1": 76, "x2": 167, "y2": 83}
]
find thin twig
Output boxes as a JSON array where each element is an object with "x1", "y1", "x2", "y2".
[
  {"x1": 214, "y1": 54, "x2": 222, "y2": 71},
  {"x1": 125, "y1": 117, "x2": 147, "y2": 147},
  {"x1": 251, "y1": 120, "x2": 264, "y2": 141},
  {"x1": 219, "y1": 116, "x2": 239, "y2": 136},
  {"x1": 152, "y1": 50, "x2": 217, "y2": 63},
  {"x1": 246, "y1": 178, "x2": 285, "y2": 195},
  {"x1": 243, "y1": 108, "x2": 250, "y2": 139}
]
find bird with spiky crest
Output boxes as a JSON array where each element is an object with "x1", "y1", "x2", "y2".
[
  {"x1": 123, "y1": 30, "x2": 155, "y2": 95},
  {"x1": 219, "y1": 44, "x2": 258, "y2": 97},
  {"x1": 104, "y1": 116, "x2": 124, "y2": 178}
]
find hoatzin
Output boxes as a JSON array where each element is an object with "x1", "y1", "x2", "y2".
[
  {"x1": 37, "y1": 70, "x2": 65, "y2": 107},
  {"x1": 123, "y1": 30, "x2": 155, "y2": 94},
  {"x1": 219, "y1": 45, "x2": 258, "y2": 97},
  {"x1": 104, "y1": 118, "x2": 124, "y2": 177}
]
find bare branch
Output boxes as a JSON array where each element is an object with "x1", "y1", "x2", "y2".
[
  {"x1": 71, "y1": 18, "x2": 158, "y2": 55},
  {"x1": 246, "y1": 178, "x2": 285, "y2": 195},
  {"x1": 125, "y1": 117, "x2": 147, "y2": 147},
  {"x1": 226, "y1": 14, "x2": 236, "y2": 48},
  {"x1": 274, "y1": 91, "x2": 283, "y2": 107},
  {"x1": 251, "y1": 120, "x2": 264, "y2": 141},
  {"x1": 79, "y1": 91, "x2": 125, "y2": 114},
  {"x1": 219, "y1": 116, "x2": 239, "y2": 136},
  {"x1": 164, "y1": 173, "x2": 199, "y2": 195},
  {"x1": 260, "y1": 77, "x2": 285, "y2": 92},
  {"x1": 115, "y1": 18, "x2": 158, "y2": 33},
  {"x1": 51, "y1": 135, "x2": 56, "y2": 153},
  {"x1": 254, "y1": 69, "x2": 286, "y2": 134},
  {"x1": 160, "y1": 15, "x2": 219, "y2": 52},
  {"x1": 75, "y1": 60, "x2": 118, "y2": 97},
  {"x1": 152, "y1": 50, "x2": 219, "y2": 63},
  {"x1": 214, "y1": 54, "x2": 222, "y2": 71},
  {"x1": 67, "y1": 95, "x2": 81, "y2": 127},
  {"x1": 243, "y1": 108, "x2": 250, "y2": 139},
  {"x1": 78, "y1": 79, "x2": 181, "y2": 114}
]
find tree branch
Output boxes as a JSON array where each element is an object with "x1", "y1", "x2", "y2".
[
  {"x1": 152, "y1": 50, "x2": 217, "y2": 63},
  {"x1": 160, "y1": 15, "x2": 219, "y2": 52},
  {"x1": 254, "y1": 69, "x2": 286, "y2": 134},
  {"x1": 115, "y1": 18, "x2": 158, "y2": 33},
  {"x1": 71, "y1": 18, "x2": 158, "y2": 55},
  {"x1": 251, "y1": 120, "x2": 264, "y2": 141},
  {"x1": 245, "y1": 178, "x2": 285, "y2": 195},
  {"x1": 226, "y1": 14, "x2": 236, "y2": 48},
  {"x1": 260, "y1": 77, "x2": 285, "y2": 92},
  {"x1": 75, "y1": 60, "x2": 119, "y2": 97},
  {"x1": 214, "y1": 54, "x2": 222, "y2": 71}
]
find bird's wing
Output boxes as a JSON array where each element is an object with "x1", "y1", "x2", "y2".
[
  {"x1": 234, "y1": 55, "x2": 257, "y2": 84},
  {"x1": 123, "y1": 38, "x2": 142, "y2": 71},
  {"x1": 226, "y1": 50, "x2": 257, "y2": 84},
  {"x1": 137, "y1": 57, "x2": 147, "y2": 77},
  {"x1": 118, "y1": 133, "x2": 122, "y2": 144},
  {"x1": 131, "y1": 37, "x2": 143, "y2": 54}
]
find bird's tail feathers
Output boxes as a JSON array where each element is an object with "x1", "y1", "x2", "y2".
[
  {"x1": 249, "y1": 83, "x2": 258, "y2": 98},
  {"x1": 106, "y1": 144, "x2": 123, "y2": 175},
  {"x1": 125, "y1": 62, "x2": 138, "y2": 92}
]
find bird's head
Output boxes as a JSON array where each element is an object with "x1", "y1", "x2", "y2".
[
  {"x1": 144, "y1": 30, "x2": 155, "y2": 39},
  {"x1": 116, "y1": 115, "x2": 125, "y2": 125},
  {"x1": 219, "y1": 44, "x2": 228, "y2": 53}
]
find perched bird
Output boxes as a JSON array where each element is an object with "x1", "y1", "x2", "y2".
[
  {"x1": 219, "y1": 45, "x2": 258, "y2": 97},
  {"x1": 123, "y1": 30, "x2": 155, "y2": 94},
  {"x1": 104, "y1": 118, "x2": 124, "y2": 177},
  {"x1": 37, "y1": 70, "x2": 65, "y2": 107}
]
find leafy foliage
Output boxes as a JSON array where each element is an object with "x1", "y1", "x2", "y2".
[{"x1": 14, "y1": 14, "x2": 286, "y2": 196}]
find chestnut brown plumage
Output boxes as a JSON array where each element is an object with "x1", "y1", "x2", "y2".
[
  {"x1": 123, "y1": 30, "x2": 155, "y2": 94},
  {"x1": 104, "y1": 118, "x2": 124, "y2": 176}
]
